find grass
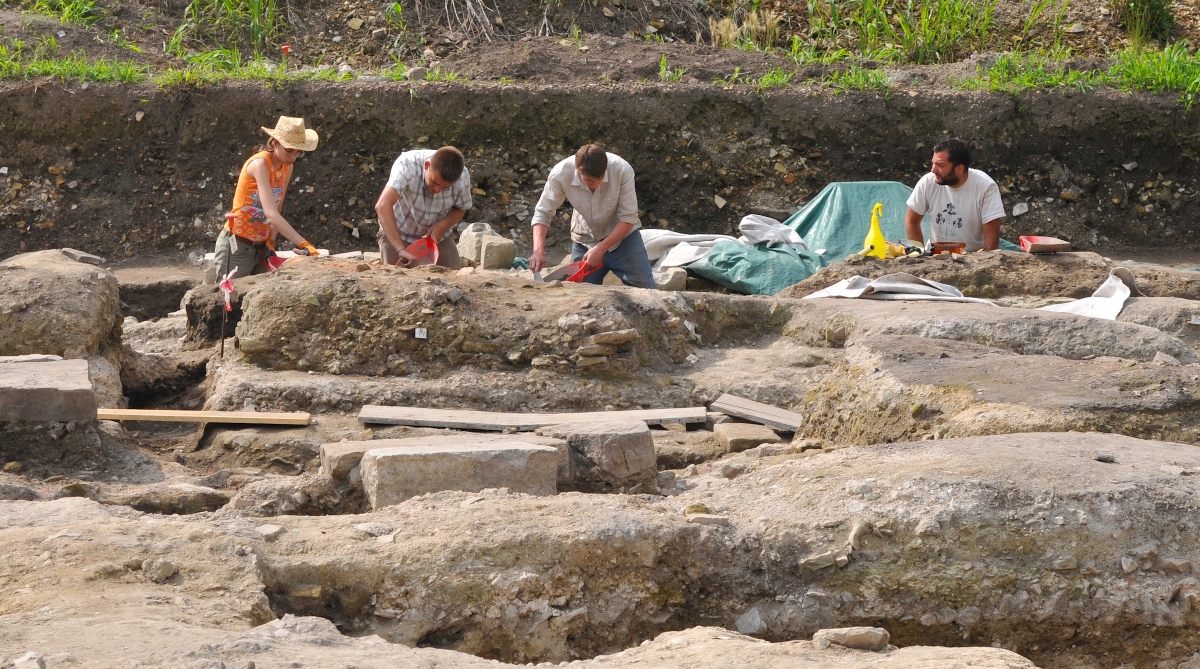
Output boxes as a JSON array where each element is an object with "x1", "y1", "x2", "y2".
[
  {"x1": 1114, "y1": 0, "x2": 1174, "y2": 43},
  {"x1": 756, "y1": 66, "x2": 793, "y2": 90},
  {"x1": 958, "y1": 43, "x2": 1200, "y2": 107},
  {"x1": 153, "y1": 47, "x2": 348, "y2": 86},
  {"x1": 424, "y1": 67, "x2": 467, "y2": 82},
  {"x1": 658, "y1": 54, "x2": 687, "y2": 82},
  {"x1": 108, "y1": 29, "x2": 144, "y2": 53},
  {"x1": 956, "y1": 50, "x2": 1100, "y2": 93},
  {"x1": 820, "y1": 63, "x2": 892, "y2": 92},
  {"x1": 385, "y1": 1, "x2": 407, "y2": 31},
  {"x1": 13, "y1": 0, "x2": 101, "y2": 25},
  {"x1": 173, "y1": 0, "x2": 283, "y2": 53},
  {"x1": 0, "y1": 37, "x2": 145, "y2": 82}
]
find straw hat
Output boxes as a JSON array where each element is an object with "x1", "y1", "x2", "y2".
[{"x1": 261, "y1": 116, "x2": 319, "y2": 152}]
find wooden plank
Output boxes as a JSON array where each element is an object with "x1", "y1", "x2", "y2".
[
  {"x1": 357, "y1": 405, "x2": 707, "y2": 431},
  {"x1": 97, "y1": 408, "x2": 311, "y2": 425},
  {"x1": 709, "y1": 393, "x2": 804, "y2": 431}
]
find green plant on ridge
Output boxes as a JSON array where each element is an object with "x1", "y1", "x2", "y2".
[{"x1": 658, "y1": 53, "x2": 687, "y2": 82}]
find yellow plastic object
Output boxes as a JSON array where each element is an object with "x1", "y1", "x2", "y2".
[
  {"x1": 885, "y1": 242, "x2": 908, "y2": 259},
  {"x1": 862, "y1": 202, "x2": 887, "y2": 259}
]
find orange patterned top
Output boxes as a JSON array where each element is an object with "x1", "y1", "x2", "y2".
[{"x1": 224, "y1": 151, "x2": 291, "y2": 243}]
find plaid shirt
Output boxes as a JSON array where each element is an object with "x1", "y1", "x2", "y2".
[{"x1": 386, "y1": 150, "x2": 473, "y2": 244}]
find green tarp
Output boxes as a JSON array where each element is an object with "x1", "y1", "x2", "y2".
[{"x1": 687, "y1": 181, "x2": 1019, "y2": 296}]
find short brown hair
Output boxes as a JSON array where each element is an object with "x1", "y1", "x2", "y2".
[
  {"x1": 429, "y1": 146, "x2": 465, "y2": 183},
  {"x1": 575, "y1": 144, "x2": 608, "y2": 179}
]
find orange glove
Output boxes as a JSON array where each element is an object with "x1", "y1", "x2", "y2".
[{"x1": 296, "y1": 242, "x2": 319, "y2": 256}]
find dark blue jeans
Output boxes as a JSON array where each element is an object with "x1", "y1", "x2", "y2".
[{"x1": 570, "y1": 232, "x2": 656, "y2": 289}]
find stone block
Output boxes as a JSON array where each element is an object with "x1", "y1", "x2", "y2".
[
  {"x1": 480, "y1": 236, "x2": 518, "y2": 270},
  {"x1": 456, "y1": 222, "x2": 499, "y2": 264},
  {"x1": 0, "y1": 358, "x2": 96, "y2": 421},
  {"x1": 812, "y1": 627, "x2": 890, "y2": 651},
  {"x1": 320, "y1": 442, "x2": 371, "y2": 480},
  {"x1": 654, "y1": 267, "x2": 688, "y2": 291},
  {"x1": 0, "y1": 250, "x2": 121, "y2": 358},
  {"x1": 714, "y1": 422, "x2": 782, "y2": 453},
  {"x1": 359, "y1": 436, "x2": 560, "y2": 509},
  {"x1": 535, "y1": 419, "x2": 656, "y2": 492}
]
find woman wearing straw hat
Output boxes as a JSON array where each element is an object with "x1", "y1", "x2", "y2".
[{"x1": 213, "y1": 116, "x2": 321, "y2": 278}]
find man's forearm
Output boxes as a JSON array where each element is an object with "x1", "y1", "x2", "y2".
[
  {"x1": 377, "y1": 210, "x2": 406, "y2": 251},
  {"x1": 904, "y1": 209, "x2": 925, "y2": 244},
  {"x1": 429, "y1": 208, "x2": 466, "y2": 240},
  {"x1": 532, "y1": 224, "x2": 548, "y2": 252},
  {"x1": 596, "y1": 222, "x2": 634, "y2": 252},
  {"x1": 983, "y1": 219, "x2": 1002, "y2": 251}
]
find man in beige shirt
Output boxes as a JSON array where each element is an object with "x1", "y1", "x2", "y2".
[{"x1": 529, "y1": 144, "x2": 655, "y2": 288}]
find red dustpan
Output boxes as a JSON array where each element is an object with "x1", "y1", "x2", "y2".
[
  {"x1": 404, "y1": 237, "x2": 440, "y2": 266},
  {"x1": 543, "y1": 260, "x2": 603, "y2": 283}
]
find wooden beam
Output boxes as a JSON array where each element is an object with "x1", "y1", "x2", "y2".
[
  {"x1": 357, "y1": 405, "x2": 707, "y2": 431},
  {"x1": 709, "y1": 393, "x2": 804, "y2": 432},
  {"x1": 97, "y1": 408, "x2": 311, "y2": 425}
]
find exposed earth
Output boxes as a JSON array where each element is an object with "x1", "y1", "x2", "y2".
[{"x1": 6, "y1": 0, "x2": 1200, "y2": 663}]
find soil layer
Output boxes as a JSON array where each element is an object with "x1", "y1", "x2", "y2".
[{"x1": 1, "y1": 79, "x2": 1195, "y2": 262}]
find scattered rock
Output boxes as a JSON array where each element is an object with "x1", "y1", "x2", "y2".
[
  {"x1": 1012, "y1": 202, "x2": 1029, "y2": 216},
  {"x1": 812, "y1": 626, "x2": 891, "y2": 651},
  {"x1": 1052, "y1": 555, "x2": 1077, "y2": 570},
  {"x1": 685, "y1": 513, "x2": 730, "y2": 526},
  {"x1": 1161, "y1": 557, "x2": 1192, "y2": 573},
  {"x1": 142, "y1": 558, "x2": 176, "y2": 583},
  {"x1": 10, "y1": 652, "x2": 46, "y2": 669},
  {"x1": 1153, "y1": 351, "x2": 1182, "y2": 366},
  {"x1": 589, "y1": 329, "x2": 639, "y2": 345},
  {"x1": 1092, "y1": 451, "x2": 1117, "y2": 463},
  {"x1": 654, "y1": 267, "x2": 688, "y2": 291},
  {"x1": 0, "y1": 483, "x2": 38, "y2": 500},
  {"x1": 255, "y1": 524, "x2": 285, "y2": 540},
  {"x1": 713, "y1": 422, "x2": 781, "y2": 453},
  {"x1": 800, "y1": 551, "x2": 837, "y2": 570},
  {"x1": 61, "y1": 247, "x2": 106, "y2": 265},
  {"x1": 353, "y1": 522, "x2": 394, "y2": 537}
]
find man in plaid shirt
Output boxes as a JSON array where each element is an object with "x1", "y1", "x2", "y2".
[{"x1": 374, "y1": 146, "x2": 473, "y2": 268}]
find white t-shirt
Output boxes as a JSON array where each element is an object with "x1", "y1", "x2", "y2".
[{"x1": 906, "y1": 169, "x2": 1006, "y2": 251}]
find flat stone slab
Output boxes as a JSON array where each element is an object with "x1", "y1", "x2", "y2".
[
  {"x1": 0, "y1": 358, "x2": 96, "y2": 421},
  {"x1": 714, "y1": 422, "x2": 782, "y2": 453},
  {"x1": 807, "y1": 333, "x2": 1200, "y2": 446},
  {"x1": 783, "y1": 298, "x2": 1197, "y2": 364},
  {"x1": 359, "y1": 436, "x2": 560, "y2": 509}
]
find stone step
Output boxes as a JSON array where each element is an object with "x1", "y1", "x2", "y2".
[
  {"x1": 0, "y1": 358, "x2": 96, "y2": 422},
  {"x1": 358, "y1": 436, "x2": 561, "y2": 509}
]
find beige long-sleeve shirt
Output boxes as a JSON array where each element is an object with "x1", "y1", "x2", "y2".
[{"x1": 530, "y1": 153, "x2": 640, "y2": 246}]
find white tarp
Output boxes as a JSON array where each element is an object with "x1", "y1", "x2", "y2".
[
  {"x1": 737, "y1": 214, "x2": 809, "y2": 250},
  {"x1": 803, "y1": 272, "x2": 997, "y2": 305},
  {"x1": 1038, "y1": 267, "x2": 1142, "y2": 321},
  {"x1": 639, "y1": 229, "x2": 740, "y2": 269}
]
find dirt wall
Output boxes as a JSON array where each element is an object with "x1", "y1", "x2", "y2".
[{"x1": 0, "y1": 79, "x2": 1194, "y2": 260}]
